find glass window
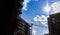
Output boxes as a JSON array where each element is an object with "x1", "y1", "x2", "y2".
[{"x1": 52, "y1": 18, "x2": 55, "y2": 23}]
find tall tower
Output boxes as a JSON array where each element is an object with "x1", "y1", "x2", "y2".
[{"x1": 48, "y1": 13, "x2": 60, "y2": 35}]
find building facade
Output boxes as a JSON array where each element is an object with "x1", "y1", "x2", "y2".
[
  {"x1": 14, "y1": 17, "x2": 31, "y2": 35},
  {"x1": 1, "y1": 0, "x2": 24, "y2": 35},
  {"x1": 48, "y1": 13, "x2": 60, "y2": 35}
]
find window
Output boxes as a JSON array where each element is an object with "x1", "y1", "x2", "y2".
[{"x1": 52, "y1": 18, "x2": 55, "y2": 23}]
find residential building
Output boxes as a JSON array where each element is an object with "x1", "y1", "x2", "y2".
[
  {"x1": 14, "y1": 17, "x2": 31, "y2": 35},
  {"x1": 48, "y1": 13, "x2": 60, "y2": 35}
]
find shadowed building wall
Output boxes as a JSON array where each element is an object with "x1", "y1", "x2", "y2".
[
  {"x1": 1, "y1": 0, "x2": 23, "y2": 35},
  {"x1": 14, "y1": 17, "x2": 30, "y2": 35},
  {"x1": 48, "y1": 13, "x2": 60, "y2": 35}
]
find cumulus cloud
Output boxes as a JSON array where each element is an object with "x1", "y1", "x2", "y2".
[
  {"x1": 32, "y1": 30, "x2": 36, "y2": 35},
  {"x1": 33, "y1": 15, "x2": 49, "y2": 24},
  {"x1": 33, "y1": 15, "x2": 40, "y2": 21},
  {"x1": 22, "y1": 0, "x2": 30, "y2": 10},
  {"x1": 51, "y1": 1, "x2": 60, "y2": 14}
]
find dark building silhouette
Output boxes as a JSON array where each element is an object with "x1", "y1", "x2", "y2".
[
  {"x1": 1, "y1": 0, "x2": 24, "y2": 35},
  {"x1": 44, "y1": 34, "x2": 49, "y2": 35},
  {"x1": 48, "y1": 13, "x2": 60, "y2": 35},
  {"x1": 14, "y1": 17, "x2": 30, "y2": 35}
]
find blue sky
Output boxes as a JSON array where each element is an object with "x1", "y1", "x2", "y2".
[{"x1": 20, "y1": 0, "x2": 60, "y2": 35}]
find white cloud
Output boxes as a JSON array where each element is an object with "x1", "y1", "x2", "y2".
[
  {"x1": 22, "y1": 0, "x2": 30, "y2": 10},
  {"x1": 33, "y1": 15, "x2": 49, "y2": 24},
  {"x1": 44, "y1": 30, "x2": 49, "y2": 35},
  {"x1": 51, "y1": 1, "x2": 60, "y2": 14},
  {"x1": 33, "y1": 15, "x2": 41, "y2": 21},
  {"x1": 32, "y1": 30, "x2": 36, "y2": 35}
]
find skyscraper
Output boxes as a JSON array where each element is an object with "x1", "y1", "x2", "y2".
[{"x1": 48, "y1": 13, "x2": 60, "y2": 35}]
